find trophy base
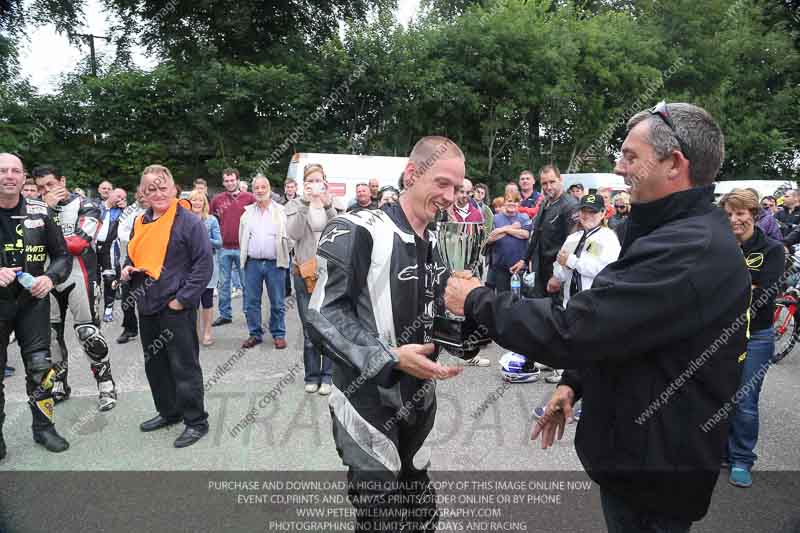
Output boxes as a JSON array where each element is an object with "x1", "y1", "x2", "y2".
[{"x1": 432, "y1": 315, "x2": 491, "y2": 360}]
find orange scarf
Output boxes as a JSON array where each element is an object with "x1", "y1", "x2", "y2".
[{"x1": 128, "y1": 198, "x2": 183, "y2": 280}]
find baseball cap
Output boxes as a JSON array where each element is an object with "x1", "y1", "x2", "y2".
[{"x1": 579, "y1": 193, "x2": 605, "y2": 213}]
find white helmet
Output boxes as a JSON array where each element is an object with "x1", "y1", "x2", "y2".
[{"x1": 499, "y1": 351, "x2": 539, "y2": 383}]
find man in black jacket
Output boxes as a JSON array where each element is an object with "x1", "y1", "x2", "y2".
[
  {"x1": 446, "y1": 103, "x2": 749, "y2": 531},
  {"x1": 0, "y1": 153, "x2": 72, "y2": 458},
  {"x1": 510, "y1": 165, "x2": 577, "y2": 299},
  {"x1": 775, "y1": 190, "x2": 800, "y2": 235}
]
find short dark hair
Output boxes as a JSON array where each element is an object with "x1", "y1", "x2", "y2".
[
  {"x1": 31, "y1": 165, "x2": 60, "y2": 180},
  {"x1": 194, "y1": 178, "x2": 207, "y2": 187},
  {"x1": 475, "y1": 183, "x2": 489, "y2": 196},
  {"x1": 568, "y1": 183, "x2": 584, "y2": 191},
  {"x1": 222, "y1": 168, "x2": 239, "y2": 179},
  {"x1": 538, "y1": 164, "x2": 561, "y2": 179}
]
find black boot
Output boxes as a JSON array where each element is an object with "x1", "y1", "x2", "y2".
[
  {"x1": 0, "y1": 414, "x2": 6, "y2": 460},
  {"x1": 29, "y1": 404, "x2": 69, "y2": 453}
]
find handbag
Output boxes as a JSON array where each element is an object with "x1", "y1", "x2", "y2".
[{"x1": 294, "y1": 256, "x2": 318, "y2": 294}]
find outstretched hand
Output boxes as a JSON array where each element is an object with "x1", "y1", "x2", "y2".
[
  {"x1": 394, "y1": 343, "x2": 463, "y2": 380},
  {"x1": 531, "y1": 385, "x2": 576, "y2": 449}
]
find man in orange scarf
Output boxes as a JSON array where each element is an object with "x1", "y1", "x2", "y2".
[{"x1": 122, "y1": 165, "x2": 213, "y2": 449}]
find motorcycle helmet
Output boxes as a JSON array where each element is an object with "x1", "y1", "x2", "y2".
[{"x1": 499, "y1": 351, "x2": 539, "y2": 383}]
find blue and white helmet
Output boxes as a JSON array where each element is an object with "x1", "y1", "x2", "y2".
[{"x1": 499, "y1": 351, "x2": 539, "y2": 383}]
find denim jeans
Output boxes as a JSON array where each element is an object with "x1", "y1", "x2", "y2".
[
  {"x1": 244, "y1": 258, "x2": 286, "y2": 341},
  {"x1": 218, "y1": 248, "x2": 245, "y2": 320},
  {"x1": 601, "y1": 488, "x2": 692, "y2": 533},
  {"x1": 293, "y1": 271, "x2": 332, "y2": 385},
  {"x1": 727, "y1": 327, "x2": 774, "y2": 469}
]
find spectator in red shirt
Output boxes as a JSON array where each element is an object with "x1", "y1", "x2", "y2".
[
  {"x1": 517, "y1": 170, "x2": 543, "y2": 218},
  {"x1": 209, "y1": 168, "x2": 255, "y2": 326}
]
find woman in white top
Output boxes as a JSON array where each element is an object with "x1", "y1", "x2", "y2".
[{"x1": 548, "y1": 193, "x2": 621, "y2": 384}]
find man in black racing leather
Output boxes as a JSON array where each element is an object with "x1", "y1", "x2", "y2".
[
  {"x1": 307, "y1": 136, "x2": 465, "y2": 533},
  {"x1": 0, "y1": 153, "x2": 72, "y2": 459}
]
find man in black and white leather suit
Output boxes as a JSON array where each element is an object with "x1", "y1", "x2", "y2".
[{"x1": 307, "y1": 136, "x2": 467, "y2": 533}]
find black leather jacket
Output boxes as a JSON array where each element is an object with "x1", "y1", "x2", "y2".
[
  {"x1": 524, "y1": 193, "x2": 578, "y2": 276},
  {"x1": 0, "y1": 195, "x2": 71, "y2": 313},
  {"x1": 466, "y1": 186, "x2": 749, "y2": 521},
  {"x1": 307, "y1": 203, "x2": 447, "y2": 410}
]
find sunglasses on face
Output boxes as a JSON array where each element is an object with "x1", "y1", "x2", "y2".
[{"x1": 650, "y1": 100, "x2": 691, "y2": 162}]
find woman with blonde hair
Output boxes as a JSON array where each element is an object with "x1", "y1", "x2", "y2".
[
  {"x1": 285, "y1": 164, "x2": 337, "y2": 395},
  {"x1": 188, "y1": 189, "x2": 222, "y2": 346},
  {"x1": 720, "y1": 188, "x2": 784, "y2": 488}
]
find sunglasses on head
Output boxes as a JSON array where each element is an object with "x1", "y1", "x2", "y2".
[{"x1": 650, "y1": 100, "x2": 691, "y2": 162}]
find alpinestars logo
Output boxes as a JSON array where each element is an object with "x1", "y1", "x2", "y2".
[
  {"x1": 319, "y1": 227, "x2": 350, "y2": 247},
  {"x1": 427, "y1": 263, "x2": 447, "y2": 285},
  {"x1": 398, "y1": 265, "x2": 419, "y2": 281}
]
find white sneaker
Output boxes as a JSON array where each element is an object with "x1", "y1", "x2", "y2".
[
  {"x1": 102, "y1": 306, "x2": 114, "y2": 323},
  {"x1": 304, "y1": 384, "x2": 319, "y2": 393},
  {"x1": 464, "y1": 356, "x2": 490, "y2": 367},
  {"x1": 318, "y1": 384, "x2": 332, "y2": 396},
  {"x1": 533, "y1": 361, "x2": 553, "y2": 371},
  {"x1": 545, "y1": 369, "x2": 564, "y2": 384},
  {"x1": 231, "y1": 288, "x2": 243, "y2": 299}
]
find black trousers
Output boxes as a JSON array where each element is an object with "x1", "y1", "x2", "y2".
[
  {"x1": 491, "y1": 267, "x2": 512, "y2": 293},
  {"x1": 0, "y1": 295, "x2": 53, "y2": 430},
  {"x1": 120, "y1": 281, "x2": 138, "y2": 334},
  {"x1": 96, "y1": 241, "x2": 115, "y2": 309},
  {"x1": 139, "y1": 306, "x2": 207, "y2": 429}
]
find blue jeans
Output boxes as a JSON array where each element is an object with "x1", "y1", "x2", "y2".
[
  {"x1": 727, "y1": 327, "x2": 774, "y2": 469},
  {"x1": 293, "y1": 271, "x2": 332, "y2": 385},
  {"x1": 218, "y1": 248, "x2": 245, "y2": 320},
  {"x1": 601, "y1": 488, "x2": 692, "y2": 533},
  {"x1": 244, "y1": 258, "x2": 286, "y2": 341}
]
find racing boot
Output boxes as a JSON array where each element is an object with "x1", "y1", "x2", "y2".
[
  {"x1": 91, "y1": 362, "x2": 117, "y2": 412},
  {"x1": 29, "y1": 369, "x2": 69, "y2": 453},
  {"x1": 0, "y1": 414, "x2": 6, "y2": 460}
]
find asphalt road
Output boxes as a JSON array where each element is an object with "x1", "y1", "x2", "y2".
[{"x1": 0, "y1": 291, "x2": 798, "y2": 532}]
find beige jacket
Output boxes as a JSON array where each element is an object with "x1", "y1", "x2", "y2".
[
  {"x1": 238, "y1": 201, "x2": 290, "y2": 269},
  {"x1": 284, "y1": 198, "x2": 338, "y2": 266}
]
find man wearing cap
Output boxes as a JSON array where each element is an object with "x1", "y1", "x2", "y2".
[
  {"x1": 567, "y1": 183, "x2": 585, "y2": 201},
  {"x1": 545, "y1": 193, "x2": 620, "y2": 385}
]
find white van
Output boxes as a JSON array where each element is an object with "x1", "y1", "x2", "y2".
[
  {"x1": 561, "y1": 173, "x2": 629, "y2": 194},
  {"x1": 286, "y1": 153, "x2": 409, "y2": 207},
  {"x1": 714, "y1": 180, "x2": 796, "y2": 201}
]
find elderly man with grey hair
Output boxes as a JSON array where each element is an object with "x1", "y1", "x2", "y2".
[
  {"x1": 121, "y1": 164, "x2": 213, "y2": 448},
  {"x1": 446, "y1": 102, "x2": 751, "y2": 532},
  {"x1": 238, "y1": 174, "x2": 291, "y2": 350}
]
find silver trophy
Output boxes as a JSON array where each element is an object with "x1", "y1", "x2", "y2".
[{"x1": 433, "y1": 221, "x2": 491, "y2": 359}]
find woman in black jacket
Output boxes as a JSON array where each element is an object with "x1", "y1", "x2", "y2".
[{"x1": 720, "y1": 189, "x2": 785, "y2": 489}]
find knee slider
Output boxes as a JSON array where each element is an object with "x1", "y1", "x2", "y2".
[
  {"x1": 75, "y1": 323, "x2": 108, "y2": 362},
  {"x1": 26, "y1": 349, "x2": 52, "y2": 376}
]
